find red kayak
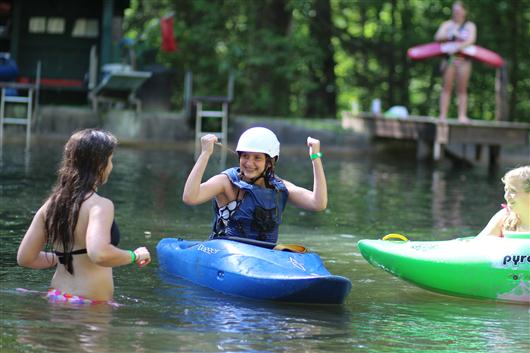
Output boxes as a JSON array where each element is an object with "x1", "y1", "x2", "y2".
[{"x1": 407, "y1": 42, "x2": 504, "y2": 68}]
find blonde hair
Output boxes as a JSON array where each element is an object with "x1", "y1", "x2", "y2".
[{"x1": 502, "y1": 165, "x2": 530, "y2": 231}]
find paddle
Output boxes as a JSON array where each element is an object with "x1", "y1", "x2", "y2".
[
  {"x1": 215, "y1": 142, "x2": 238, "y2": 155},
  {"x1": 224, "y1": 236, "x2": 308, "y2": 253}
]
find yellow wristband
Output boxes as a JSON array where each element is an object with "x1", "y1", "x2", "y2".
[{"x1": 310, "y1": 152, "x2": 323, "y2": 160}]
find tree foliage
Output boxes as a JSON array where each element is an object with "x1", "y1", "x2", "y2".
[{"x1": 124, "y1": 0, "x2": 529, "y2": 122}]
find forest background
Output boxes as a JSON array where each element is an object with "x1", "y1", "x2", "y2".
[{"x1": 124, "y1": 0, "x2": 529, "y2": 122}]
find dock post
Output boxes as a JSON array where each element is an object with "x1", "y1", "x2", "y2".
[
  {"x1": 416, "y1": 138, "x2": 431, "y2": 160},
  {"x1": 433, "y1": 122, "x2": 449, "y2": 162},
  {"x1": 433, "y1": 142, "x2": 442, "y2": 161},
  {"x1": 489, "y1": 145, "x2": 500, "y2": 168}
]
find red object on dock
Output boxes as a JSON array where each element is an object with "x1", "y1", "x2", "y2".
[{"x1": 407, "y1": 42, "x2": 504, "y2": 68}]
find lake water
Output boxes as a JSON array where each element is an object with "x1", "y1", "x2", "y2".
[{"x1": 1, "y1": 140, "x2": 528, "y2": 353}]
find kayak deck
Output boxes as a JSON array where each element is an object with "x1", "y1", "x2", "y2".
[
  {"x1": 157, "y1": 238, "x2": 352, "y2": 304},
  {"x1": 358, "y1": 237, "x2": 529, "y2": 304}
]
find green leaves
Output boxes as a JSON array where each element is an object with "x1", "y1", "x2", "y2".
[{"x1": 123, "y1": 0, "x2": 529, "y2": 122}]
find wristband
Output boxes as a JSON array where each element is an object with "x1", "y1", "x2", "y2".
[
  {"x1": 128, "y1": 250, "x2": 136, "y2": 264},
  {"x1": 310, "y1": 152, "x2": 323, "y2": 160}
]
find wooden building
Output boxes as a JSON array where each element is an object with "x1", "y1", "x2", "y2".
[{"x1": 0, "y1": 0, "x2": 130, "y2": 103}]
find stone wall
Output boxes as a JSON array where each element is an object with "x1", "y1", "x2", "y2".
[{"x1": 30, "y1": 106, "x2": 363, "y2": 149}]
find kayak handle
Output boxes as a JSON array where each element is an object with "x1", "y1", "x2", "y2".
[{"x1": 382, "y1": 233, "x2": 409, "y2": 242}]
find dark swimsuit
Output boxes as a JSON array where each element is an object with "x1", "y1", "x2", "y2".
[{"x1": 54, "y1": 220, "x2": 121, "y2": 267}]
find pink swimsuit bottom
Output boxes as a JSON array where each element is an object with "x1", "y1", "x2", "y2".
[{"x1": 46, "y1": 289, "x2": 118, "y2": 306}]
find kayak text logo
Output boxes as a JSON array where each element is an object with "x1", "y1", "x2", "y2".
[
  {"x1": 502, "y1": 255, "x2": 529, "y2": 266},
  {"x1": 197, "y1": 244, "x2": 220, "y2": 255}
]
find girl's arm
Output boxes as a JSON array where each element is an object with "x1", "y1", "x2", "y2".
[
  {"x1": 86, "y1": 199, "x2": 150, "y2": 267},
  {"x1": 456, "y1": 22, "x2": 476, "y2": 48},
  {"x1": 182, "y1": 134, "x2": 228, "y2": 205},
  {"x1": 284, "y1": 137, "x2": 327, "y2": 211},
  {"x1": 476, "y1": 208, "x2": 505, "y2": 238},
  {"x1": 17, "y1": 204, "x2": 58, "y2": 269},
  {"x1": 435, "y1": 21, "x2": 452, "y2": 42}
]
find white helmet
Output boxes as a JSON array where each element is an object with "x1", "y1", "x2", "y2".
[{"x1": 236, "y1": 127, "x2": 280, "y2": 159}]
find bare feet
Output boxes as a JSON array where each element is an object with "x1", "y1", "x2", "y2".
[{"x1": 458, "y1": 116, "x2": 470, "y2": 124}]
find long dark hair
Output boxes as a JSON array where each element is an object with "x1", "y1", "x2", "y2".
[
  {"x1": 44, "y1": 129, "x2": 117, "y2": 274},
  {"x1": 263, "y1": 156, "x2": 278, "y2": 188}
]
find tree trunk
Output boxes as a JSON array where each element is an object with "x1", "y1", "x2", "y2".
[
  {"x1": 508, "y1": 0, "x2": 519, "y2": 121},
  {"x1": 306, "y1": 0, "x2": 337, "y2": 118}
]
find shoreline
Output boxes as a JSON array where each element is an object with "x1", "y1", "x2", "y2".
[{"x1": 2, "y1": 105, "x2": 528, "y2": 165}]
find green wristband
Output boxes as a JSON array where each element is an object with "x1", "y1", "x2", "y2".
[
  {"x1": 310, "y1": 152, "x2": 323, "y2": 160},
  {"x1": 128, "y1": 250, "x2": 136, "y2": 264}
]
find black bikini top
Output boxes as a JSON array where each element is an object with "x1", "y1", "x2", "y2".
[{"x1": 55, "y1": 220, "x2": 121, "y2": 273}]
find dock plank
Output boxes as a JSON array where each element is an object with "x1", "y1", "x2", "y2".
[{"x1": 342, "y1": 112, "x2": 530, "y2": 166}]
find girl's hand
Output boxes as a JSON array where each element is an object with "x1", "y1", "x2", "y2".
[
  {"x1": 307, "y1": 137, "x2": 321, "y2": 155},
  {"x1": 201, "y1": 134, "x2": 218, "y2": 156},
  {"x1": 133, "y1": 247, "x2": 151, "y2": 268}
]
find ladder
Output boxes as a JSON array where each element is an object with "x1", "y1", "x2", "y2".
[
  {"x1": 192, "y1": 73, "x2": 234, "y2": 165},
  {"x1": 0, "y1": 83, "x2": 35, "y2": 152},
  {"x1": 0, "y1": 62, "x2": 40, "y2": 152},
  {"x1": 194, "y1": 97, "x2": 229, "y2": 164}
]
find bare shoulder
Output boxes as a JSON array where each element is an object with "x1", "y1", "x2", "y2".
[
  {"x1": 32, "y1": 201, "x2": 50, "y2": 224},
  {"x1": 39, "y1": 199, "x2": 51, "y2": 215},
  {"x1": 210, "y1": 172, "x2": 232, "y2": 184},
  {"x1": 83, "y1": 193, "x2": 114, "y2": 216},
  {"x1": 212, "y1": 172, "x2": 233, "y2": 190},
  {"x1": 465, "y1": 21, "x2": 477, "y2": 30},
  {"x1": 493, "y1": 207, "x2": 508, "y2": 219},
  {"x1": 440, "y1": 20, "x2": 453, "y2": 28}
]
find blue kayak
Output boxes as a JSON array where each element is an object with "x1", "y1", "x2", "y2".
[{"x1": 156, "y1": 237, "x2": 352, "y2": 304}]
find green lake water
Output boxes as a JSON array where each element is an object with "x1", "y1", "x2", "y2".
[{"x1": 1, "y1": 140, "x2": 529, "y2": 353}]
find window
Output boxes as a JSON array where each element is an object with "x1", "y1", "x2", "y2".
[
  {"x1": 29, "y1": 17, "x2": 65, "y2": 34},
  {"x1": 72, "y1": 18, "x2": 99, "y2": 38},
  {"x1": 47, "y1": 17, "x2": 65, "y2": 34},
  {"x1": 28, "y1": 17, "x2": 46, "y2": 33}
]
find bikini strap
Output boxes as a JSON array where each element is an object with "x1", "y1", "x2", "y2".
[{"x1": 54, "y1": 249, "x2": 88, "y2": 265}]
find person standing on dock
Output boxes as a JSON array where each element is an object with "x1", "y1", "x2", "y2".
[
  {"x1": 183, "y1": 127, "x2": 327, "y2": 244},
  {"x1": 435, "y1": 1, "x2": 476, "y2": 123}
]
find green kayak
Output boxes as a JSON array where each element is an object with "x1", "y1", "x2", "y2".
[{"x1": 358, "y1": 234, "x2": 529, "y2": 304}]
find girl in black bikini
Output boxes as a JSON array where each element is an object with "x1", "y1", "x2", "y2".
[{"x1": 17, "y1": 129, "x2": 151, "y2": 304}]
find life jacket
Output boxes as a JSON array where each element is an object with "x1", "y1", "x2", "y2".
[{"x1": 211, "y1": 167, "x2": 289, "y2": 243}]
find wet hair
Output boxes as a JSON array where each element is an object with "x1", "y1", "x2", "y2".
[
  {"x1": 263, "y1": 156, "x2": 278, "y2": 188},
  {"x1": 501, "y1": 165, "x2": 530, "y2": 231},
  {"x1": 44, "y1": 129, "x2": 117, "y2": 274}
]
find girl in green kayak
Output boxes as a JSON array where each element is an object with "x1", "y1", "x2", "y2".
[{"x1": 477, "y1": 165, "x2": 530, "y2": 238}]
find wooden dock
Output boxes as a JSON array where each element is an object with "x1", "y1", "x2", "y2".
[{"x1": 342, "y1": 112, "x2": 530, "y2": 166}]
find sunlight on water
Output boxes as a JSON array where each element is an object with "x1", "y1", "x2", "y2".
[{"x1": 1, "y1": 140, "x2": 528, "y2": 353}]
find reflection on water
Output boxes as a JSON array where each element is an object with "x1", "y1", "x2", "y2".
[{"x1": 1, "y1": 140, "x2": 528, "y2": 353}]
